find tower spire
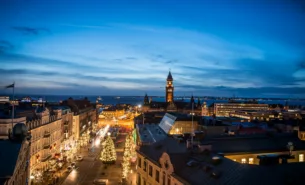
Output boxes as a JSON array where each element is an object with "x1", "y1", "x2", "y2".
[
  {"x1": 167, "y1": 70, "x2": 173, "y2": 81},
  {"x1": 165, "y1": 71, "x2": 174, "y2": 103}
]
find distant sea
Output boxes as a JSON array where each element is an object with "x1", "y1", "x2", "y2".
[{"x1": 9, "y1": 95, "x2": 305, "y2": 106}]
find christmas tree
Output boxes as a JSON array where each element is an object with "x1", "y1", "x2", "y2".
[
  {"x1": 129, "y1": 134, "x2": 136, "y2": 160},
  {"x1": 100, "y1": 135, "x2": 117, "y2": 164},
  {"x1": 122, "y1": 134, "x2": 132, "y2": 179}
]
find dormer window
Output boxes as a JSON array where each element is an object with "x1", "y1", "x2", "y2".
[{"x1": 164, "y1": 160, "x2": 169, "y2": 169}]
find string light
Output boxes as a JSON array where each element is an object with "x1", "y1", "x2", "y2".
[
  {"x1": 100, "y1": 135, "x2": 116, "y2": 163},
  {"x1": 122, "y1": 133, "x2": 135, "y2": 179}
]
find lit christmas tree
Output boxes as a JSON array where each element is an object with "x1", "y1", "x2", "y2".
[
  {"x1": 122, "y1": 134, "x2": 132, "y2": 179},
  {"x1": 129, "y1": 134, "x2": 137, "y2": 160},
  {"x1": 100, "y1": 135, "x2": 116, "y2": 164}
]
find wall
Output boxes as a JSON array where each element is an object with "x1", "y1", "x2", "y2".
[
  {"x1": 7, "y1": 140, "x2": 31, "y2": 185},
  {"x1": 225, "y1": 150, "x2": 305, "y2": 165},
  {"x1": 136, "y1": 151, "x2": 186, "y2": 185}
]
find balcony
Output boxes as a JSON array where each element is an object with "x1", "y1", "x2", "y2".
[
  {"x1": 44, "y1": 131, "x2": 50, "y2": 138},
  {"x1": 43, "y1": 144, "x2": 50, "y2": 149},
  {"x1": 41, "y1": 154, "x2": 52, "y2": 162}
]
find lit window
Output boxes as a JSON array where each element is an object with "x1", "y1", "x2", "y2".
[
  {"x1": 241, "y1": 158, "x2": 246, "y2": 164},
  {"x1": 249, "y1": 158, "x2": 254, "y2": 164},
  {"x1": 233, "y1": 159, "x2": 236, "y2": 161},
  {"x1": 299, "y1": 154, "x2": 304, "y2": 162}
]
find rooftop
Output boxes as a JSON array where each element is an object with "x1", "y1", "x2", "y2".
[
  {"x1": 137, "y1": 124, "x2": 167, "y2": 144},
  {"x1": 0, "y1": 140, "x2": 22, "y2": 178},
  {"x1": 139, "y1": 136, "x2": 305, "y2": 185},
  {"x1": 206, "y1": 133, "x2": 305, "y2": 154}
]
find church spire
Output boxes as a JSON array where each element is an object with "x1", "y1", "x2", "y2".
[
  {"x1": 197, "y1": 97, "x2": 201, "y2": 107},
  {"x1": 167, "y1": 70, "x2": 173, "y2": 81},
  {"x1": 190, "y1": 94, "x2": 194, "y2": 104},
  {"x1": 144, "y1": 93, "x2": 149, "y2": 105}
]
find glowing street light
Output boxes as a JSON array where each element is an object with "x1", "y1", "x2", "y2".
[
  {"x1": 95, "y1": 139, "x2": 101, "y2": 146},
  {"x1": 138, "y1": 105, "x2": 141, "y2": 108},
  {"x1": 107, "y1": 132, "x2": 111, "y2": 136}
]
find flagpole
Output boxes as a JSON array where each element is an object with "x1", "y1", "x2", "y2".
[
  {"x1": 11, "y1": 82, "x2": 15, "y2": 133},
  {"x1": 191, "y1": 100, "x2": 194, "y2": 148}
]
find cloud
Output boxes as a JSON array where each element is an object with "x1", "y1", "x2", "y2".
[
  {"x1": 58, "y1": 23, "x2": 111, "y2": 29},
  {"x1": 125, "y1": 57, "x2": 137, "y2": 60},
  {"x1": 12, "y1": 26, "x2": 51, "y2": 35},
  {"x1": 0, "y1": 40, "x2": 14, "y2": 52},
  {"x1": 0, "y1": 23, "x2": 302, "y2": 97}
]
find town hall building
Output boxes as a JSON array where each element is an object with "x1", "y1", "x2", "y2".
[{"x1": 142, "y1": 71, "x2": 202, "y2": 115}]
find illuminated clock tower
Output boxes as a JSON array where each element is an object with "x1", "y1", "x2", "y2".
[{"x1": 166, "y1": 71, "x2": 174, "y2": 103}]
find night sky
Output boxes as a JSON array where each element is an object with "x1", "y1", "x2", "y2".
[{"x1": 0, "y1": 0, "x2": 305, "y2": 97}]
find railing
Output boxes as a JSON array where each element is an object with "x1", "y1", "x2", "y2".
[
  {"x1": 44, "y1": 132, "x2": 50, "y2": 138},
  {"x1": 41, "y1": 154, "x2": 51, "y2": 162},
  {"x1": 43, "y1": 144, "x2": 50, "y2": 149}
]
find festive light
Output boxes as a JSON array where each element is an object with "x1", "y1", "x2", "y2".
[
  {"x1": 122, "y1": 135, "x2": 131, "y2": 178},
  {"x1": 100, "y1": 135, "x2": 117, "y2": 164},
  {"x1": 122, "y1": 133, "x2": 136, "y2": 179}
]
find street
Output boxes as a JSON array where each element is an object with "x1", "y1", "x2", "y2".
[
  {"x1": 61, "y1": 129, "x2": 128, "y2": 185},
  {"x1": 60, "y1": 144, "x2": 102, "y2": 185}
]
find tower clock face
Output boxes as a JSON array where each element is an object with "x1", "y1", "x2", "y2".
[{"x1": 168, "y1": 89, "x2": 172, "y2": 92}]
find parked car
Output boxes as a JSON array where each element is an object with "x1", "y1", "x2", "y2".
[
  {"x1": 71, "y1": 162, "x2": 76, "y2": 167},
  {"x1": 66, "y1": 166, "x2": 73, "y2": 173},
  {"x1": 93, "y1": 179, "x2": 108, "y2": 185},
  {"x1": 77, "y1": 156, "x2": 83, "y2": 161}
]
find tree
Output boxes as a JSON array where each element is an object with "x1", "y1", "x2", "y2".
[
  {"x1": 129, "y1": 134, "x2": 136, "y2": 159},
  {"x1": 100, "y1": 135, "x2": 116, "y2": 164},
  {"x1": 122, "y1": 135, "x2": 131, "y2": 178}
]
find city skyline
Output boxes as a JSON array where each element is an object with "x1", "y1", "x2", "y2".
[{"x1": 1, "y1": 0, "x2": 305, "y2": 97}]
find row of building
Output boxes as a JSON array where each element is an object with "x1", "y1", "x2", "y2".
[
  {"x1": 133, "y1": 72, "x2": 305, "y2": 185},
  {"x1": 142, "y1": 72, "x2": 304, "y2": 123},
  {"x1": 135, "y1": 112, "x2": 305, "y2": 185},
  {"x1": 0, "y1": 97, "x2": 98, "y2": 185}
]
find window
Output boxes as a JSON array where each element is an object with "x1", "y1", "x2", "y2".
[
  {"x1": 233, "y1": 159, "x2": 236, "y2": 161},
  {"x1": 299, "y1": 154, "x2": 304, "y2": 162},
  {"x1": 241, "y1": 158, "x2": 246, "y2": 164},
  {"x1": 155, "y1": 170, "x2": 159, "y2": 182},
  {"x1": 249, "y1": 158, "x2": 254, "y2": 164},
  {"x1": 138, "y1": 158, "x2": 142, "y2": 168},
  {"x1": 149, "y1": 165, "x2": 153, "y2": 176},
  {"x1": 137, "y1": 173, "x2": 141, "y2": 185},
  {"x1": 167, "y1": 176, "x2": 171, "y2": 185},
  {"x1": 163, "y1": 172, "x2": 166, "y2": 185},
  {"x1": 144, "y1": 161, "x2": 147, "y2": 171}
]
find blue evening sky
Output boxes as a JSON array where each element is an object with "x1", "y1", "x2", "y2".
[{"x1": 0, "y1": 0, "x2": 305, "y2": 97}]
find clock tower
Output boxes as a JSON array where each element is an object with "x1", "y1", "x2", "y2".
[{"x1": 166, "y1": 71, "x2": 174, "y2": 103}]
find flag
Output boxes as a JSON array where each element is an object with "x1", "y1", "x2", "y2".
[{"x1": 5, "y1": 83, "x2": 14, "y2": 88}]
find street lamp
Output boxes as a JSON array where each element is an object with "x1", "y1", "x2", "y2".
[{"x1": 107, "y1": 132, "x2": 111, "y2": 136}]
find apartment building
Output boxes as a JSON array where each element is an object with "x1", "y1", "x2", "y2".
[
  {"x1": 136, "y1": 134, "x2": 305, "y2": 185},
  {"x1": 61, "y1": 98, "x2": 97, "y2": 147},
  {"x1": 213, "y1": 103, "x2": 269, "y2": 117},
  {"x1": 26, "y1": 107, "x2": 62, "y2": 179},
  {"x1": 230, "y1": 110, "x2": 302, "y2": 122},
  {"x1": 102, "y1": 107, "x2": 125, "y2": 119}
]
